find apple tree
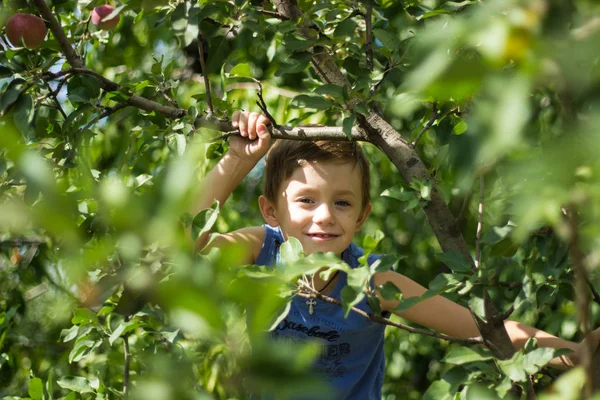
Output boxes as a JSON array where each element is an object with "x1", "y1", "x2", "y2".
[{"x1": 1, "y1": 0, "x2": 600, "y2": 399}]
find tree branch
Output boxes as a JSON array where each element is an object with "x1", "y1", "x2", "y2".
[
  {"x1": 567, "y1": 207, "x2": 594, "y2": 398},
  {"x1": 82, "y1": 101, "x2": 131, "y2": 132},
  {"x1": 411, "y1": 103, "x2": 437, "y2": 147},
  {"x1": 197, "y1": 30, "x2": 213, "y2": 114},
  {"x1": 256, "y1": 8, "x2": 289, "y2": 20},
  {"x1": 365, "y1": 4, "x2": 374, "y2": 71},
  {"x1": 587, "y1": 279, "x2": 600, "y2": 306},
  {"x1": 296, "y1": 282, "x2": 483, "y2": 346},
  {"x1": 32, "y1": 0, "x2": 84, "y2": 68}
]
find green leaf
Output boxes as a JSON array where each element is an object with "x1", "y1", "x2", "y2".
[
  {"x1": 229, "y1": 63, "x2": 252, "y2": 77},
  {"x1": 13, "y1": 93, "x2": 34, "y2": 135},
  {"x1": 0, "y1": 79, "x2": 24, "y2": 113},
  {"x1": 28, "y1": 377, "x2": 44, "y2": 400},
  {"x1": 464, "y1": 385, "x2": 501, "y2": 400},
  {"x1": 346, "y1": 265, "x2": 370, "y2": 292},
  {"x1": 436, "y1": 251, "x2": 473, "y2": 273},
  {"x1": 268, "y1": 302, "x2": 291, "y2": 331},
  {"x1": 71, "y1": 308, "x2": 98, "y2": 325},
  {"x1": 340, "y1": 285, "x2": 364, "y2": 317},
  {"x1": 362, "y1": 230, "x2": 384, "y2": 253},
  {"x1": 443, "y1": 346, "x2": 494, "y2": 365},
  {"x1": 46, "y1": 369, "x2": 54, "y2": 400},
  {"x1": 343, "y1": 114, "x2": 356, "y2": 139},
  {"x1": 290, "y1": 95, "x2": 333, "y2": 110},
  {"x1": 469, "y1": 295, "x2": 486, "y2": 322},
  {"x1": 373, "y1": 29, "x2": 400, "y2": 51},
  {"x1": 423, "y1": 379, "x2": 455, "y2": 400},
  {"x1": 280, "y1": 236, "x2": 304, "y2": 264},
  {"x1": 497, "y1": 351, "x2": 527, "y2": 382},
  {"x1": 57, "y1": 376, "x2": 94, "y2": 394},
  {"x1": 108, "y1": 320, "x2": 141, "y2": 345},
  {"x1": 523, "y1": 347, "x2": 555, "y2": 374},
  {"x1": 67, "y1": 75, "x2": 101, "y2": 103},
  {"x1": 191, "y1": 201, "x2": 220, "y2": 242},
  {"x1": 369, "y1": 255, "x2": 397, "y2": 274},
  {"x1": 0, "y1": 65, "x2": 12, "y2": 78},
  {"x1": 276, "y1": 52, "x2": 313, "y2": 75},
  {"x1": 378, "y1": 281, "x2": 402, "y2": 301},
  {"x1": 313, "y1": 84, "x2": 345, "y2": 101},
  {"x1": 381, "y1": 185, "x2": 413, "y2": 202},
  {"x1": 453, "y1": 120, "x2": 468, "y2": 135},
  {"x1": 161, "y1": 329, "x2": 180, "y2": 343},
  {"x1": 333, "y1": 18, "x2": 356, "y2": 38},
  {"x1": 151, "y1": 55, "x2": 163, "y2": 75},
  {"x1": 59, "y1": 325, "x2": 79, "y2": 342}
]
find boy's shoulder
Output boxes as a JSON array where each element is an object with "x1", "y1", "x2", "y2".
[{"x1": 209, "y1": 225, "x2": 266, "y2": 264}]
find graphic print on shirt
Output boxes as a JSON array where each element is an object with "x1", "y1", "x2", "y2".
[{"x1": 272, "y1": 310, "x2": 352, "y2": 381}]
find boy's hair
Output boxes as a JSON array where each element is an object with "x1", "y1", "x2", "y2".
[{"x1": 263, "y1": 140, "x2": 371, "y2": 209}]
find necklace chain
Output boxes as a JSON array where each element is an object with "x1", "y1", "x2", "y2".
[
  {"x1": 306, "y1": 270, "x2": 340, "y2": 315},
  {"x1": 318, "y1": 270, "x2": 339, "y2": 293}
]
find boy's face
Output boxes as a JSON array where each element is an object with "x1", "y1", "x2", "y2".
[{"x1": 260, "y1": 160, "x2": 371, "y2": 256}]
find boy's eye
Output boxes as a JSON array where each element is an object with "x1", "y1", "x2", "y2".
[
  {"x1": 298, "y1": 198, "x2": 313, "y2": 204},
  {"x1": 336, "y1": 200, "x2": 351, "y2": 207}
]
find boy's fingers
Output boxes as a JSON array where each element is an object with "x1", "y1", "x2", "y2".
[
  {"x1": 231, "y1": 110, "x2": 240, "y2": 128},
  {"x1": 257, "y1": 124, "x2": 269, "y2": 140},
  {"x1": 248, "y1": 112, "x2": 260, "y2": 140},
  {"x1": 257, "y1": 114, "x2": 271, "y2": 127},
  {"x1": 238, "y1": 111, "x2": 249, "y2": 137}
]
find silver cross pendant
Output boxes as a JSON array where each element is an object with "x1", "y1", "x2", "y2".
[{"x1": 306, "y1": 298, "x2": 317, "y2": 315}]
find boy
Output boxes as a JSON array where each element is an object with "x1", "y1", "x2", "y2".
[{"x1": 193, "y1": 111, "x2": 599, "y2": 399}]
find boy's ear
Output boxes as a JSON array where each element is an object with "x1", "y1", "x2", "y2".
[
  {"x1": 355, "y1": 203, "x2": 372, "y2": 232},
  {"x1": 259, "y1": 195, "x2": 280, "y2": 227}
]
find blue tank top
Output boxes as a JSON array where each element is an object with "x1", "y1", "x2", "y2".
[{"x1": 255, "y1": 225, "x2": 388, "y2": 400}]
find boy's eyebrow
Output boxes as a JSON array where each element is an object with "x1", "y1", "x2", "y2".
[
  {"x1": 334, "y1": 190, "x2": 358, "y2": 197},
  {"x1": 293, "y1": 186, "x2": 358, "y2": 197}
]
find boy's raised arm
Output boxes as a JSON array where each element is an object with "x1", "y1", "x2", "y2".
[
  {"x1": 190, "y1": 111, "x2": 271, "y2": 252},
  {"x1": 375, "y1": 270, "x2": 600, "y2": 369}
]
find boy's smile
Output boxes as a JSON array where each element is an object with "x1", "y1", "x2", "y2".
[{"x1": 260, "y1": 160, "x2": 371, "y2": 256}]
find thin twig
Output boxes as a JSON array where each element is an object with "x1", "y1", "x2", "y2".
[
  {"x1": 411, "y1": 103, "x2": 437, "y2": 146},
  {"x1": 567, "y1": 207, "x2": 594, "y2": 398},
  {"x1": 256, "y1": 8, "x2": 289, "y2": 20},
  {"x1": 0, "y1": 237, "x2": 46, "y2": 246},
  {"x1": 296, "y1": 281, "x2": 483, "y2": 346},
  {"x1": 475, "y1": 175, "x2": 484, "y2": 269},
  {"x1": 197, "y1": 31, "x2": 213, "y2": 114},
  {"x1": 0, "y1": 180, "x2": 25, "y2": 188},
  {"x1": 498, "y1": 305, "x2": 515, "y2": 321},
  {"x1": 252, "y1": 78, "x2": 278, "y2": 128},
  {"x1": 81, "y1": 101, "x2": 131, "y2": 132},
  {"x1": 587, "y1": 279, "x2": 600, "y2": 306},
  {"x1": 365, "y1": 4, "x2": 374, "y2": 71}
]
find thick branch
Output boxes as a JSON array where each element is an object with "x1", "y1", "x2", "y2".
[
  {"x1": 568, "y1": 208, "x2": 594, "y2": 397},
  {"x1": 33, "y1": 0, "x2": 84, "y2": 68}
]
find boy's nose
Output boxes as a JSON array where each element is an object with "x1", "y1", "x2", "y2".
[{"x1": 313, "y1": 203, "x2": 335, "y2": 224}]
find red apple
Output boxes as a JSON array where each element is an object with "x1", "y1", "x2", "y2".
[
  {"x1": 91, "y1": 5, "x2": 120, "y2": 30},
  {"x1": 6, "y1": 13, "x2": 47, "y2": 49}
]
